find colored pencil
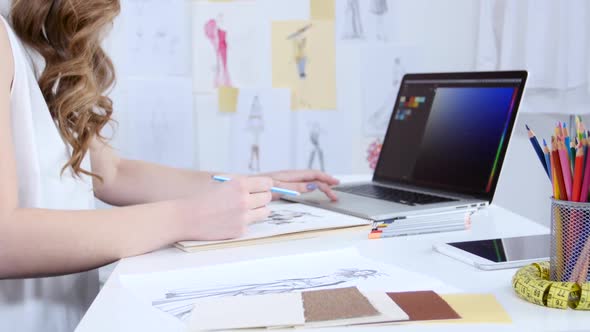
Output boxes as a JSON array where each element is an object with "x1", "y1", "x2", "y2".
[
  {"x1": 526, "y1": 125, "x2": 549, "y2": 178},
  {"x1": 212, "y1": 176, "x2": 301, "y2": 196},
  {"x1": 543, "y1": 139, "x2": 552, "y2": 181},
  {"x1": 552, "y1": 137, "x2": 567, "y2": 201},
  {"x1": 550, "y1": 142, "x2": 560, "y2": 199},
  {"x1": 572, "y1": 146, "x2": 584, "y2": 202},
  {"x1": 557, "y1": 138, "x2": 573, "y2": 200}
]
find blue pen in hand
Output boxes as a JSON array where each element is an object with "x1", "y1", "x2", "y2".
[{"x1": 212, "y1": 176, "x2": 301, "y2": 197}]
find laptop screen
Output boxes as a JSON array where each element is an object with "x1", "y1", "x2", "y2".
[{"x1": 374, "y1": 71, "x2": 527, "y2": 201}]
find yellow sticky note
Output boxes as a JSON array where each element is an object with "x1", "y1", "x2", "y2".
[
  {"x1": 272, "y1": 21, "x2": 336, "y2": 110},
  {"x1": 218, "y1": 87, "x2": 239, "y2": 113},
  {"x1": 311, "y1": 0, "x2": 335, "y2": 20},
  {"x1": 439, "y1": 294, "x2": 512, "y2": 324}
]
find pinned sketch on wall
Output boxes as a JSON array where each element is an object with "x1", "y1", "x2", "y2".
[
  {"x1": 342, "y1": 0, "x2": 364, "y2": 40},
  {"x1": 120, "y1": 248, "x2": 455, "y2": 322},
  {"x1": 228, "y1": 89, "x2": 292, "y2": 174},
  {"x1": 294, "y1": 111, "x2": 352, "y2": 174},
  {"x1": 204, "y1": 15, "x2": 232, "y2": 87},
  {"x1": 193, "y1": 1, "x2": 270, "y2": 92},
  {"x1": 107, "y1": 0, "x2": 190, "y2": 76},
  {"x1": 109, "y1": 78, "x2": 194, "y2": 169},
  {"x1": 273, "y1": 21, "x2": 336, "y2": 110},
  {"x1": 370, "y1": 0, "x2": 389, "y2": 41},
  {"x1": 361, "y1": 45, "x2": 420, "y2": 137},
  {"x1": 336, "y1": 0, "x2": 396, "y2": 43},
  {"x1": 366, "y1": 138, "x2": 383, "y2": 170}
]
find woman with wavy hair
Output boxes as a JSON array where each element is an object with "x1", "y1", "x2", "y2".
[{"x1": 0, "y1": 1, "x2": 339, "y2": 331}]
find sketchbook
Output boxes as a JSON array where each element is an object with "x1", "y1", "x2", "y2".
[{"x1": 175, "y1": 203, "x2": 371, "y2": 252}]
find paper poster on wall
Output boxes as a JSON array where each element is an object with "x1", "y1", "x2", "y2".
[
  {"x1": 311, "y1": 0, "x2": 335, "y2": 20},
  {"x1": 293, "y1": 111, "x2": 352, "y2": 174},
  {"x1": 361, "y1": 45, "x2": 420, "y2": 137},
  {"x1": 336, "y1": 0, "x2": 396, "y2": 42},
  {"x1": 107, "y1": 0, "x2": 190, "y2": 76},
  {"x1": 218, "y1": 87, "x2": 239, "y2": 113},
  {"x1": 228, "y1": 89, "x2": 293, "y2": 174},
  {"x1": 109, "y1": 78, "x2": 195, "y2": 169},
  {"x1": 272, "y1": 21, "x2": 337, "y2": 110},
  {"x1": 192, "y1": 1, "x2": 271, "y2": 92},
  {"x1": 259, "y1": 0, "x2": 310, "y2": 20}
]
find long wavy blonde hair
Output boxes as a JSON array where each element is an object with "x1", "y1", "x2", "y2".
[{"x1": 10, "y1": 0, "x2": 120, "y2": 179}]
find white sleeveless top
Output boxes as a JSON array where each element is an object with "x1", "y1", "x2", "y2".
[{"x1": 0, "y1": 13, "x2": 98, "y2": 332}]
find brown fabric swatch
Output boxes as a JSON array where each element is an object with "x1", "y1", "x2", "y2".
[
  {"x1": 302, "y1": 287, "x2": 380, "y2": 322},
  {"x1": 387, "y1": 291, "x2": 461, "y2": 322}
]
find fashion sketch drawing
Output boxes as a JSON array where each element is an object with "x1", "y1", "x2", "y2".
[
  {"x1": 246, "y1": 95, "x2": 264, "y2": 173},
  {"x1": 204, "y1": 14, "x2": 232, "y2": 87},
  {"x1": 370, "y1": 0, "x2": 389, "y2": 41},
  {"x1": 152, "y1": 269, "x2": 383, "y2": 320},
  {"x1": 287, "y1": 24, "x2": 312, "y2": 109},
  {"x1": 368, "y1": 56, "x2": 405, "y2": 135},
  {"x1": 307, "y1": 122, "x2": 325, "y2": 172},
  {"x1": 258, "y1": 209, "x2": 322, "y2": 225},
  {"x1": 342, "y1": 0, "x2": 364, "y2": 39}
]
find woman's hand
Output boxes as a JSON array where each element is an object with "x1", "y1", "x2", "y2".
[
  {"x1": 259, "y1": 170, "x2": 340, "y2": 201},
  {"x1": 178, "y1": 176, "x2": 273, "y2": 241}
]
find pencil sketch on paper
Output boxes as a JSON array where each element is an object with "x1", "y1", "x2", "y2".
[
  {"x1": 152, "y1": 269, "x2": 384, "y2": 320},
  {"x1": 246, "y1": 95, "x2": 264, "y2": 173},
  {"x1": 128, "y1": 0, "x2": 182, "y2": 59},
  {"x1": 307, "y1": 122, "x2": 326, "y2": 172},
  {"x1": 288, "y1": 24, "x2": 313, "y2": 109},
  {"x1": 204, "y1": 14, "x2": 232, "y2": 87},
  {"x1": 342, "y1": 0, "x2": 364, "y2": 40},
  {"x1": 367, "y1": 56, "x2": 406, "y2": 135},
  {"x1": 257, "y1": 209, "x2": 322, "y2": 226},
  {"x1": 370, "y1": 0, "x2": 389, "y2": 42}
]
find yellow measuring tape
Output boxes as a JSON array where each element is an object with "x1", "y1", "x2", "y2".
[{"x1": 512, "y1": 262, "x2": 590, "y2": 310}]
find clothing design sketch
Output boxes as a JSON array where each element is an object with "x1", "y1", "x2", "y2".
[
  {"x1": 246, "y1": 96, "x2": 264, "y2": 173},
  {"x1": 368, "y1": 57, "x2": 406, "y2": 135},
  {"x1": 342, "y1": 0, "x2": 364, "y2": 39},
  {"x1": 307, "y1": 122, "x2": 325, "y2": 172},
  {"x1": 152, "y1": 268, "x2": 383, "y2": 320},
  {"x1": 287, "y1": 24, "x2": 313, "y2": 109},
  {"x1": 257, "y1": 209, "x2": 322, "y2": 225},
  {"x1": 370, "y1": 0, "x2": 389, "y2": 41},
  {"x1": 204, "y1": 15, "x2": 232, "y2": 87}
]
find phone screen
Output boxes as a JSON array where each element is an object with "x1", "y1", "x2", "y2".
[{"x1": 447, "y1": 234, "x2": 551, "y2": 263}]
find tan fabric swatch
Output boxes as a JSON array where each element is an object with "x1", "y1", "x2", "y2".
[
  {"x1": 387, "y1": 291, "x2": 460, "y2": 322},
  {"x1": 302, "y1": 287, "x2": 379, "y2": 322}
]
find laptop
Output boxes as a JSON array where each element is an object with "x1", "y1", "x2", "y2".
[{"x1": 286, "y1": 71, "x2": 528, "y2": 221}]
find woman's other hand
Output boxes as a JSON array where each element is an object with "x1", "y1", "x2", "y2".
[{"x1": 259, "y1": 170, "x2": 340, "y2": 201}]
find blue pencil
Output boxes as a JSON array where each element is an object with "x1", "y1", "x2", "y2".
[
  {"x1": 212, "y1": 176, "x2": 301, "y2": 196},
  {"x1": 543, "y1": 139, "x2": 551, "y2": 181},
  {"x1": 526, "y1": 125, "x2": 549, "y2": 178}
]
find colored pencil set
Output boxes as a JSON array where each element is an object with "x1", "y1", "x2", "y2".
[{"x1": 527, "y1": 118, "x2": 590, "y2": 283}]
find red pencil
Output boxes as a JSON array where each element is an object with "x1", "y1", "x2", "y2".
[
  {"x1": 552, "y1": 137, "x2": 567, "y2": 201},
  {"x1": 572, "y1": 145, "x2": 584, "y2": 202}
]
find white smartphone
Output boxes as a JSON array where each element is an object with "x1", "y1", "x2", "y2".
[{"x1": 433, "y1": 234, "x2": 551, "y2": 270}]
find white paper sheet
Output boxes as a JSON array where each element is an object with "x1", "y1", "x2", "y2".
[
  {"x1": 361, "y1": 45, "x2": 420, "y2": 137},
  {"x1": 109, "y1": 77, "x2": 195, "y2": 169},
  {"x1": 293, "y1": 111, "x2": 353, "y2": 174},
  {"x1": 259, "y1": 0, "x2": 310, "y2": 20},
  {"x1": 120, "y1": 248, "x2": 456, "y2": 322},
  {"x1": 189, "y1": 293, "x2": 305, "y2": 331},
  {"x1": 108, "y1": 0, "x2": 191, "y2": 76},
  {"x1": 336, "y1": 0, "x2": 398, "y2": 43},
  {"x1": 177, "y1": 203, "x2": 370, "y2": 248},
  {"x1": 228, "y1": 88, "x2": 293, "y2": 174},
  {"x1": 192, "y1": 1, "x2": 271, "y2": 92}
]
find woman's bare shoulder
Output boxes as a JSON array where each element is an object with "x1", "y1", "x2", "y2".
[{"x1": 0, "y1": 18, "x2": 14, "y2": 94}]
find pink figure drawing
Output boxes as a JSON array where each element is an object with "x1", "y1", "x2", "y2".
[
  {"x1": 366, "y1": 138, "x2": 382, "y2": 170},
  {"x1": 204, "y1": 17, "x2": 232, "y2": 87}
]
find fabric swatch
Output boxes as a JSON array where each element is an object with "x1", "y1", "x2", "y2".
[
  {"x1": 440, "y1": 294, "x2": 512, "y2": 324},
  {"x1": 387, "y1": 291, "x2": 460, "y2": 322},
  {"x1": 188, "y1": 293, "x2": 304, "y2": 331},
  {"x1": 302, "y1": 287, "x2": 379, "y2": 322}
]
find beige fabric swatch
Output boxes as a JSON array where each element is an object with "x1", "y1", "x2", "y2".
[
  {"x1": 302, "y1": 287, "x2": 379, "y2": 322},
  {"x1": 188, "y1": 293, "x2": 304, "y2": 331}
]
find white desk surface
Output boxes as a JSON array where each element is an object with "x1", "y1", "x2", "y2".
[{"x1": 76, "y1": 176, "x2": 590, "y2": 332}]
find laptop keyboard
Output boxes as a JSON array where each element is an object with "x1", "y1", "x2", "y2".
[{"x1": 334, "y1": 184, "x2": 457, "y2": 206}]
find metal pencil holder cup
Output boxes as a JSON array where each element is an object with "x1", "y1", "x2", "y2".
[{"x1": 550, "y1": 198, "x2": 590, "y2": 283}]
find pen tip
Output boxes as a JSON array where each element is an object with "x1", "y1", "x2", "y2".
[{"x1": 543, "y1": 138, "x2": 547, "y2": 145}]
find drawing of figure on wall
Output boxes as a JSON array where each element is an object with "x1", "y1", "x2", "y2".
[
  {"x1": 153, "y1": 268, "x2": 382, "y2": 320},
  {"x1": 368, "y1": 57, "x2": 405, "y2": 135},
  {"x1": 287, "y1": 24, "x2": 313, "y2": 108},
  {"x1": 342, "y1": 0, "x2": 364, "y2": 39},
  {"x1": 246, "y1": 96, "x2": 264, "y2": 173},
  {"x1": 370, "y1": 0, "x2": 389, "y2": 41},
  {"x1": 204, "y1": 14, "x2": 232, "y2": 87},
  {"x1": 308, "y1": 122, "x2": 325, "y2": 172}
]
